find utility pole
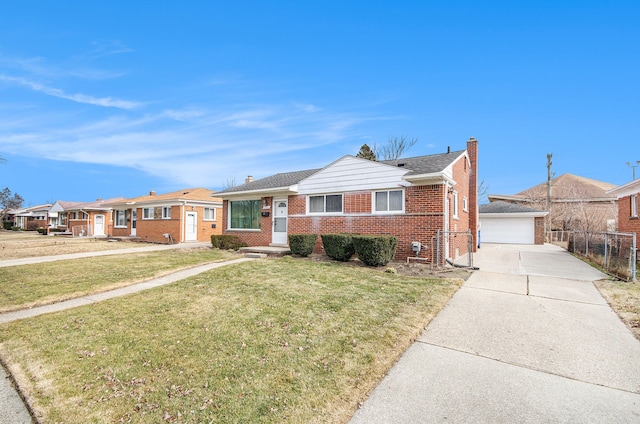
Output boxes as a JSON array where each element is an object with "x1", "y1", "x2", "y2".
[{"x1": 546, "y1": 153, "x2": 553, "y2": 240}]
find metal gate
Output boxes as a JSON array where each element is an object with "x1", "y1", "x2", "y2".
[{"x1": 431, "y1": 230, "x2": 475, "y2": 269}]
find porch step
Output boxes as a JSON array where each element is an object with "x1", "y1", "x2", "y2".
[
  {"x1": 244, "y1": 253, "x2": 268, "y2": 259},
  {"x1": 239, "y1": 246, "x2": 291, "y2": 257}
]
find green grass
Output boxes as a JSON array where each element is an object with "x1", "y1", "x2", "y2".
[
  {"x1": 0, "y1": 257, "x2": 462, "y2": 423},
  {"x1": 0, "y1": 248, "x2": 236, "y2": 312}
]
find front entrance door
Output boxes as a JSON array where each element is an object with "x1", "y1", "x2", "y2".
[
  {"x1": 94, "y1": 215, "x2": 105, "y2": 236},
  {"x1": 131, "y1": 210, "x2": 137, "y2": 236},
  {"x1": 272, "y1": 199, "x2": 288, "y2": 245},
  {"x1": 185, "y1": 211, "x2": 197, "y2": 241}
]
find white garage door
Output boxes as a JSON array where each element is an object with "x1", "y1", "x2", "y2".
[{"x1": 481, "y1": 217, "x2": 535, "y2": 244}]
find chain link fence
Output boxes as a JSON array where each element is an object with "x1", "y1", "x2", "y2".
[
  {"x1": 71, "y1": 225, "x2": 93, "y2": 238},
  {"x1": 559, "y1": 231, "x2": 637, "y2": 281},
  {"x1": 430, "y1": 230, "x2": 475, "y2": 270}
]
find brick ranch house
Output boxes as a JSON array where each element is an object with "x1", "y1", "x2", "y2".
[
  {"x1": 217, "y1": 138, "x2": 479, "y2": 261},
  {"x1": 607, "y1": 179, "x2": 640, "y2": 256},
  {"x1": 48, "y1": 198, "x2": 124, "y2": 236},
  {"x1": 108, "y1": 188, "x2": 223, "y2": 243}
]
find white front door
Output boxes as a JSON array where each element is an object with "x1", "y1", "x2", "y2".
[
  {"x1": 185, "y1": 211, "x2": 197, "y2": 241},
  {"x1": 94, "y1": 215, "x2": 105, "y2": 236},
  {"x1": 272, "y1": 199, "x2": 288, "y2": 245},
  {"x1": 131, "y1": 210, "x2": 137, "y2": 236}
]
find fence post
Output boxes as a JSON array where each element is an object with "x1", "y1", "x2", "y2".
[
  {"x1": 632, "y1": 233, "x2": 637, "y2": 282},
  {"x1": 603, "y1": 233, "x2": 608, "y2": 269}
]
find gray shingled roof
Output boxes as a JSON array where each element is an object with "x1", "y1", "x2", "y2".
[
  {"x1": 381, "y1": 149, "x2": 465, "y2": 175},
  {"x1": 217, "y1": 149, "x2": 466, "y2": 195},
  {"x1": 218, "y1": 169, "x2": 320, "y2": 194},
  {"x1": 480, "y1": 201, "x2": 545, "y2": 214}
]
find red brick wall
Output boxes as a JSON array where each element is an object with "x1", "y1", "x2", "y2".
[
  {"x1": 534, "y1": 217, "x2": 545, "y2": 244},
  {"x1": 618, "y1": 195, "x2": 640, "y2": 236},
  {"x1": 223, "y1": 185, "x2": 463, "y2": 260}
]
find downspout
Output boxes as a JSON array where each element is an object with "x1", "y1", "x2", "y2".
[{"x1": 181, "y1": 201, "x2": 187, "y2": 243}]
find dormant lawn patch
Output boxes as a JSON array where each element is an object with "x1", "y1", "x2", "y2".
[
  {"x1": 0, "y1": 257, "x2": 462, "y2": 423},
  {"x1": 595, "y1": 280, "x2": 640, "y2": 340},
  {"x1": 0, "y1": 248, "x2": 236, "y2": 312},
  {"x1": 0, "y1": 231, "x2": 148, "y2": 260}
]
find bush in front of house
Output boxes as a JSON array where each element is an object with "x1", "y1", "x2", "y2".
[
  {"x1": 352, "y1": 235, "x2": 398, "y2": 267},
  {"x1": 321, "y1": 233, "x2": 355, "y2": 262},
  {"x1": 210, "y1": 235, "x2": 248, "y2": 250},
  {"x1": 288, "y1": 234, "x2": 317, "y2": 257},
  {"x1": 3, "y1": 222, "x2": 13, "y2": 230}
]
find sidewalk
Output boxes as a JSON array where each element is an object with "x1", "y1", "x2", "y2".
[{"x1": 350, "y1": 243, "x2": 640, "y2": 423}]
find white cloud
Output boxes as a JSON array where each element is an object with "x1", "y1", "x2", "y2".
[{"x1": 0, "y1": 75, "x2": 142, "y2": 109}]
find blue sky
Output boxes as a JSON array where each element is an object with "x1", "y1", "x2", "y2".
[{"x1": 0, "y1": 1, "x2": 638, "y2": 205}]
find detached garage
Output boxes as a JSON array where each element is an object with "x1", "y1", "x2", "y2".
[{"x1": 479, "y1": 201, "x2": 548, "y2": 245}]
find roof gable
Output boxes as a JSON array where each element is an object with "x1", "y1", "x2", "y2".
[
  {"x1": 607, "y1": 179, "x2": 640, "y2": 198},
  {"x1": 298, "y1": 155, "x2": 409, "y2": 194}
]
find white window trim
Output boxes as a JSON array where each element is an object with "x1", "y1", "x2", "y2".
[
  {"x1": 142, "y1": 207, "x2": 154, "y2": 220},
  {"x1": 162, "y1": 206, "x2": 171, "y2": 219},
  {"x1": 307, "y1": 193, "x2": 344, "y2": 215},
  {"x1": 204, "y1": 207, "x2": 217, "y2": 221},
  {"x1": 463, "y1": 196, "x2": 468, "y2": 213},
  {"x1": 372, "y1": 189, "x2": 405, "y2": 214},
  {"x1": 632, "y1": 194, "x2": 638, "y2": 218},
  {"x1": 114, "y1": 210, "x2": 127, "y2": 228},
  {"x1": 452, "y1": 191, "x2": 459, "y2": 220}
]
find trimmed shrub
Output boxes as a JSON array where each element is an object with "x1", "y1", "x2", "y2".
[
  {"x1": 321, "y1": 233, "x2": 355, "y2": 262},
  {"x1": 210, "y1": 234, "x2": 248, "y2": 250},
  {"x1": 352, "y1": 235, "x2": 398, "y2": 267},
  {"x1": 3, "y1": 222, "x2": 13, "y2": 230},
  {"x1": 288, "y1": 233, "x2": 317, "y2": 257}
]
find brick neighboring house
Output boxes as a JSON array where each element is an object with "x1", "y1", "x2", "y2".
[
  {"x1": 607, "y1": 179, "x2": 640, "y2": 245},
  {"x1": 108, "y1": 188, "x2": 223, "y2": 243},
  {"x1": 48, "y1": 198, "x2": 124, "y2": 236},
  {"x1": 8, "y1": 204, "x2": 51, "y2": 230},
  {"x1": 489, "y1": 174, "x2": 617, "y2": 233},
  {"x1": 217, "y1": 138, "x2": 479, "y2": 261}
]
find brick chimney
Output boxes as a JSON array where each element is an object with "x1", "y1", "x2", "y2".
[
  {"x1": 245, "y1": 176, "x2": 254, "y2": 184},
  {"x1": 149, "y1": 190, "x2": 156, "y2": 196},
  {"x1": 467, "y1": 137, "x2": 479, "y2": 251}
]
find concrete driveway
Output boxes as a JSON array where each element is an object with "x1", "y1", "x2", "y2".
[{"x1": 351, "y1": 243, "x2": 640, "y2": 423}]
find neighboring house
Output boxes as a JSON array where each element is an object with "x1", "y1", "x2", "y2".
[
  {"x1": 217, "y1": 138, "x2": 479, "y2": 261},
  {"x1": 49, "y1": 198, "x2": 124, "y2": 236},
  {"x1": 108, "y1": 188, "x2": 223, "y2": 243},
  {"x1": 8, "y1": 204, "x2": 51, "y2": 230},
  {"x1": 489, "y1": 173, "x2": 617, "y2": 233},
  {"x1": 479, "y1": 201, "x2": 547, "y2": 245},
  {"x1": 607, "y1": 179, "x2": 640, "y2": 243}
]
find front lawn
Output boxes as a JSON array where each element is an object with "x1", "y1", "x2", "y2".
[
  {"x1": 0, "y1": 248, "x2": 236, "y2": 312},
  {"x1": 0, "y1": 257, "x2": 462, "y2": 423}
]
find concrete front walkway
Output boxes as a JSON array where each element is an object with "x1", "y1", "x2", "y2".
[{"x1": 350, "y1": 243, "x2": 640, "y2": 423}]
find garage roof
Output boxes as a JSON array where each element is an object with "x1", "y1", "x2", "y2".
[{"x1": 480, "y1": 201, "x2": 548, "y2": 217}]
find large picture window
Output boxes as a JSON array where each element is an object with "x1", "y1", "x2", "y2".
[
  {"x1": 374, "y1": 190, "x2": 403, "y2": 213},
  {"x1": 230, "y1": 200, "x2": 260, "y2": 229},
  {"x1": 309, "y1": 194, "x2": 342, "y2": 213}
]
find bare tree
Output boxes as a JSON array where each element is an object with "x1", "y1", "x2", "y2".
[
  {"x1": 375, "y1": 136, "x2": 418, "y2": 160},
  {"x1": 221, "y1": 177, "x2": 237, "y2": 191},
  {"x1": 0, "y1": 187, "x2": 24, "y2": 222}
]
